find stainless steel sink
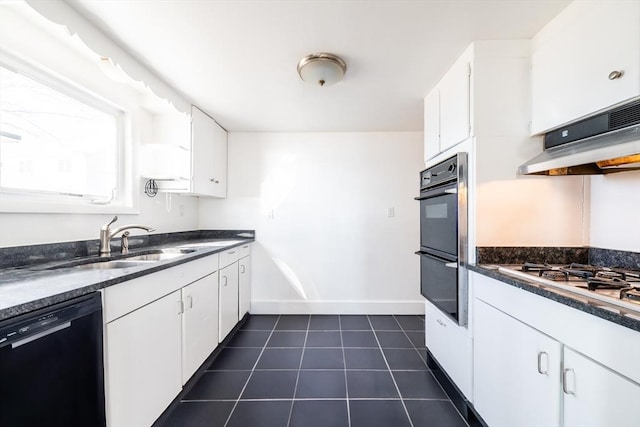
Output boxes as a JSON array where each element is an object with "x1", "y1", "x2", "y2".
[
  {"x1": 73, "y1": 260, "x2": 151, "y2": 270},
  {"x1": 124, "y1": 248, "x2": 196, "y2": 262}
]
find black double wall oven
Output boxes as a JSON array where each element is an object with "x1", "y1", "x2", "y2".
[{"x1": 416, "y1": 153, "x2": 469, "y2": 326}]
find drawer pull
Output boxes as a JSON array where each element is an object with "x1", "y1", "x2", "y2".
[
  {"x1": 228, "y1": 251, "x2": 236, "y2": 255},
  {"x1": 223, "y1": 276, "x2": 228, "y2": 287},
  {"x1": 444, "y1": 262, "x2": 457, "y2": 268},
  {"x1": 177, "y1": 300, "x2": 184, "y2": 315},
  {"x1": 537, "y1": 351, "x2": 548, "y2": 375},
  {"x1": 186, "y1": 295, "x2": 193, "y2": 309},
  {"x1": 240, "y1": 265, "x2": 246, "y2": 274},
  {"x1": 562, "y1": 368, "x2": 576, "y2": 395},
  {"x1": 436, "y1": 319, "x2": 446, "y2": 327},
  {"x1": 608, "y1": 70, "x2": 624, "y2": 80}
]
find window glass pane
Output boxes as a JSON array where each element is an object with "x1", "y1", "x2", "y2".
[{"x1": 0, "y1": 65, "x2": 118, "y2": 198}]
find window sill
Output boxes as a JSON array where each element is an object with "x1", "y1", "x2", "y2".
[{"x1": 0, "y1": 198, "x2": 139, "y2": 215}]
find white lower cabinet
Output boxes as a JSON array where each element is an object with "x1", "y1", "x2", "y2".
[
  {"x1": 474, "y1": 299, "x2": 561, "y2": 427},
  {"x1": 563, "y1": 347, "x2": 640, "y2": 427},
  {"x1": 425, "y1": 300, "x2": 472, "y2": 399},
  {"x1": 219, "y1": 262, "x2": 239, "y2": 342},
  {"x1": 238, "y1": 253, "x2": 251, "y2": 320},
  {"x1": 473, "y1": 272, "x2": 640, "y2": 427},
  {"x1": 105, "y1": 290, "x2": 183, "y2": 427},
  {"x1": 181, "y1": 271, "x2": 219, "y2": 385},
  {"x1": 104, "y1": 254, "x2": 221, "y2": 427}
]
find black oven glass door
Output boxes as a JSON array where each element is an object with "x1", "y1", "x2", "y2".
[
  {"x1": 419, "y1": 188, "x2": 457, "y2": 256},
  {"x1": 419, "y1": 251, "x2": 458, "y2": 322}
]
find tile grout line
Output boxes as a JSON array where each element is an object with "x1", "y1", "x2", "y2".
[
  {"x1": 339, "y1": 315, "x2": 352, "y2": 427},
  {"x1": 368, "y1": 315, "x2": 415, "y2": 427},
  {"x1": 223, "y1": 315, "x2": 281, "y2": 427},
  {"x1": 285, "y1": 315, "x2": 310, "y2": 427},
  {"x1": 393, "y1": 315, "x2": 470, "y2": 427}
]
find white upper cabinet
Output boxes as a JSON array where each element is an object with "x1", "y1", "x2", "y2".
[
  {"x1": 423, "y1": 49, "x2": 471, "y2": 160},
  {"x1": 439, "y1": 58, "x2": 471, "y2": 152},
  {"x1": 191, "y1": 106, "x2": 228, "y2": 198},
  {"x1": 423, "y1": 89, "x2": 440, "y2": 161},
  {"x1": 531, "y1": 0, "x2": 640, "y2": 134},
  {"x1": 423, "y1": 41, "x2": 532, "y2": 164},
  {"x1": 142, "y1": 105, "x2": 227, "y2": 197}
]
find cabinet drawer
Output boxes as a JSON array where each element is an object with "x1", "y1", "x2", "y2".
[
  {"x1": 219, "y1": 248, "x2": 240, "y2": 268},
  {"x1": 104, "y1": 254, "x2": 219, "y2": 323},
  {"x1": 238, "y1": 243, "x2": 251, "y2": 259},
  {"x1": 425, "y1": 300, "x2": 472, "y2": 399}
]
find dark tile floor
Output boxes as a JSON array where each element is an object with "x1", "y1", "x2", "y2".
[{"x1": 159, "y1": 315, "x2": 468, "y2": 427}]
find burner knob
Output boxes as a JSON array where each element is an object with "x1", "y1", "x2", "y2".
[{"x1": 448, "y1": 164, "x2": 456, "y2": 173}]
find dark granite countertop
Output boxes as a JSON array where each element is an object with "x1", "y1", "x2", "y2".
[
  {"x1": 468, "y1": 264, "x2": 640, "y2": 333},
  {"x1": 0, "y1": 230, "x2": 254, "y2": 321}
]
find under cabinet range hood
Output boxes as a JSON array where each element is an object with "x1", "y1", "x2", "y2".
[{"x1": 519, "y1": 98, "x2": 640, "y2": 175}]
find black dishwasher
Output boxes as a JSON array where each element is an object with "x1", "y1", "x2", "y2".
[{"x1": 0, "y1": 293, "x2": 106, "y2": 427}]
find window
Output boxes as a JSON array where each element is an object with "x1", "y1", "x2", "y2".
[{"x1": 0, "y1": 56, "x2": 125, "y2": 208}]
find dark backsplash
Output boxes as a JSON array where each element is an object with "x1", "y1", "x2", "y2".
[
  {"x1": 0, "y1": 230, "x2": 255, "y2": 269},
  {"x1": 476, "y1": 246, "x2": 640, "y2": 269}
]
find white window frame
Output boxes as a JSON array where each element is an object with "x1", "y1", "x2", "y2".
[{"x1": 0, "y1": 50, "x2": 136, "y2": 214}]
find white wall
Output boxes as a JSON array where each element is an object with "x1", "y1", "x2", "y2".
[
  {"x1": 589, "y1": 170, "x2": 640, "y2": 252},
  {"x1": 199, "y1": 131, "x2": 424, "y2": 314}
]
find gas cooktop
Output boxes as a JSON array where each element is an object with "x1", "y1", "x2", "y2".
[{"x1": 496, "y1": 262, "x2": 640, "y2": 316}]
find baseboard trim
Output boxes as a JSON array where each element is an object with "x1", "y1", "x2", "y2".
[{"x1": 250, "y1": 300, "x2": 425, "y2": 315}]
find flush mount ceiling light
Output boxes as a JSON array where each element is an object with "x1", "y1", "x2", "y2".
[{"x1": 297, "y1": 53, "x2": 347, "y2": 87}]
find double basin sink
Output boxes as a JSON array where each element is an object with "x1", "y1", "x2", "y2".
[{"x1": 46, "y1": 240, "x2": 245, "y2": 271}]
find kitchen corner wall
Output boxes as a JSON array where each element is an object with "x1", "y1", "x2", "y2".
[
  {"x1": 199, "y1": 131, "x2": 424, "y2": 314},
  {"x1": 590, "y1": 170, "x2": 640, "y2": 252}
]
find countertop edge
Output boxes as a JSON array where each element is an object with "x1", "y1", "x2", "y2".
[
  {"x1": 0, "y1": 238, "x2": 254, "y2": 321},
  {"x1": 468, "y1": 264, "x2": 640, "y2": 333}
]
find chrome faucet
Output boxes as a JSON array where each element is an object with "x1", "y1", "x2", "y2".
[{"x1": 99, "y1": 216, "x2": 155, "y2": 256}]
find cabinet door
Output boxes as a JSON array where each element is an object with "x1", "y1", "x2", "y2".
[
  {"x1": 239, "y1": 255, "x2": 251, "y2": 320},
  {"x1": 563, "y1": 347, "x2": 640, "y2": 427},
  {"x1": 425, "y1": 301, "x2": 472, "y2": 398},
  {"x1": 105, "y1": 291, "x2": 182, "y2": 427},
  {"x1": 191, "y1": 106, "x2": 227, "y2": 197},
  {"x1": 210, "y1": 120, "x2": 227, "y2": 198},
  {"x1": 531, "y1": 0, "x2": 640, "y2": 134},
  {"x1": 473, "y1": 299, "x2": 561, "y2": 427},
  {"x1": 439, "y1": 59, "x2": 470, "y2": 151},
  {"x1": 182, "y1": 271, "x2": 219, "y2": 384},
  {"x1": 424, "y1": 89, "x2": 440, "y2": 161},
  {"x1": 219, "y1": 262, "x2": 239, "y2": 342}
]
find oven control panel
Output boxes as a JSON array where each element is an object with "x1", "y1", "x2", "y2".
[{"x1": 420, "y1": 155, "x2": 460, "y2": 190}]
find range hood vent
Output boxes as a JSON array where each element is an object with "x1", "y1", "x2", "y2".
[{"x1": 519, "y1": 98, "x2": 640, "y2": 175}]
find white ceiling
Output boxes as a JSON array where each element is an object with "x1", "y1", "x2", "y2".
[{"x1": 66, "y1": 0, "x2": 570, "y2": 133}]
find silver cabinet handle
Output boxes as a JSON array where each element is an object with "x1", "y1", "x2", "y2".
[
  {"x1": 223, "y1": 276, "x2": 228, "y2": 287},
  {"x1": 177, "y1": 300, "x2": 184, "y2": 315},
  {"x1": 444, "y1": 262, "x2": 457, "y2": 268},
  {"x1": 608, "y1": 70, "x2": 624, "y2": 80},
  {"x1": 240, "y1": 265, "x2": 246, "y2": 274},
  {"x1": 186, "y1": 295, "x2": 193, "y2": 309},
  {"x1": 537, "y1": 351, "x2": 548, "y2": 375},
  {"x1": 436, "y1": 319, "x2": 446, "y2": 327},
  {"x1": 209, "y1": 178, "x2": 219, "y2": 183},
  {"x1": 243, "y1": 245, "x2": 249, "y2": 249},
  {"x1": 562, "y1": 368, "x2": 575, "y2": 395}
]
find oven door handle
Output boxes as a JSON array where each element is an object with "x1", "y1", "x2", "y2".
[{"x1": 415, "y1": 251, "x2": 457, "y2": 267}]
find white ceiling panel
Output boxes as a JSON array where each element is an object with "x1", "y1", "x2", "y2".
[{"x1": 66, "y1": 0, "x2": 570, "y2": 132}]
